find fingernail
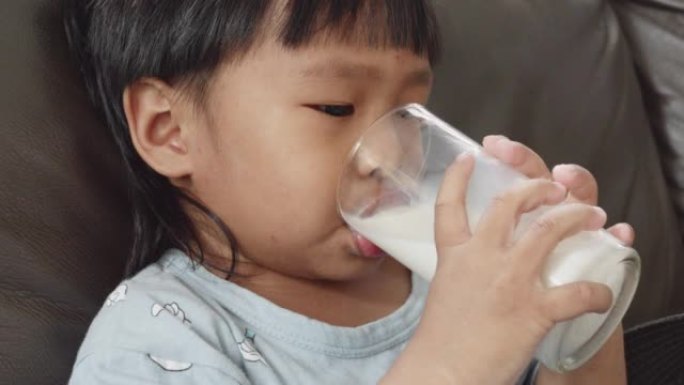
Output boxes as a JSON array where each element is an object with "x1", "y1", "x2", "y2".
[
  {"x1": 485, "y1": 134, "x2": 506, "y2": 143},
  {"x1": 591, "y1": 207, "x2": 607, "y2": 228},
  {"x1": 455, "y1": 152, "x2": 476, "y2": 171},
  {"x1": 613, "y1": 225, "x2": 629, "y2": 245},
  {"x1": 547, "y1": 182, "x2": 567, "y2": 201},
  {"x1": 483, "y1": 135, "x2": 505, "y2": 149},
  {"x1": 553, "y1": 164, "x2": 579, "y2": 175},
  {"x1": 495, "y1": 136, "x2": 512, "y2": 150}
]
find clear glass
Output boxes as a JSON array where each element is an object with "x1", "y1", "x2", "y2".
[{"x1": 337, "y1": 104, "x2": 640, "y2": 372}]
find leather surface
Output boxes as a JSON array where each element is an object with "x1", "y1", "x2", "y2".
[
  {"x1": 613, "y1": 0, "x2": 684, "y2": 245},
  {"x1": 428, "y1": 0, "x2": 684, "y2": 325},
  {"x1": 1, "y1": 0, "x2": 682, "y2": 384},
  {"x1": 0, "y1": 1, "x2": 130, "y2": 384},
  {"x1": 624, "y1": 313, "x2": 684, "y2": 385}
]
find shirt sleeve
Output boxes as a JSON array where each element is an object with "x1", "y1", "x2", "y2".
[{"x1": 68, "y1": 349, "x2": 251, "y2": 385}]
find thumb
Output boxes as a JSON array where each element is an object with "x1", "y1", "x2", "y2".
[
  {"x1": 434, "y1": 153, "x2": 475, "y2": 249},
  {"x1": 541, "y1": 281, "x2": 613, "y2": 322}
]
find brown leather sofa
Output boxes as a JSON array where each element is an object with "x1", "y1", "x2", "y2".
[{"x1": 1, "y1": 0, "x2": 682, "y2": 384}]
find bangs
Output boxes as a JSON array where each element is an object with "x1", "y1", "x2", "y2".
[{"x1": 275, "y1": 0, "x2": 441, "y2": 64}]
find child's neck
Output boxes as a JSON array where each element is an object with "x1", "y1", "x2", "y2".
[{"x1": 229, "y1": 259, "x2": 412, "y2": 327}]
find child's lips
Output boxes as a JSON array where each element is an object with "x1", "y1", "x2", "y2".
[{"x1": 352, "y1": 231, "x2": 385, "y2": 258}]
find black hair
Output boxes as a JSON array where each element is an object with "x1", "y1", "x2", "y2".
[{"x1": 63, "y1": 0, "x2": 441, "y2": 277}]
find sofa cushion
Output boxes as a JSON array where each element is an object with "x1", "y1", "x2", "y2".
[
  {"x1": 429, "y1": 0, "x2": 684, "y2": 326},
  {"x1": 0, "y1": 1, "x2": 130, "y2": 383},
  {"x1": 613, "y1": 0, "x2": 684, "y2": 248}
]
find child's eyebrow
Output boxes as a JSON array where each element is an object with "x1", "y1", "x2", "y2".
[
  {"x1": 300, "y1": 61, "x2": 382, "y2": 80},
  {"x1": 298, "y1": 60, "x2": 432, "y2": 87}
]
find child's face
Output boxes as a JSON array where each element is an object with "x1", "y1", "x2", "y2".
[{"x1": 185, "y1": 39, "x2": 432, "y2": 280}]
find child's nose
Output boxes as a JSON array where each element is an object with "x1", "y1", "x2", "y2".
[
  {"x1": 339, "y1": 109, "x2": 426, "y2": 217},
  {"x1": 352, "y1": 125, "x2": 404, "y2": 179},
  {"x1": 353, "y1": 148, "x2": 382, "y2": 179}
]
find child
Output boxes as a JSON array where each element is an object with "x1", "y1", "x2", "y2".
[{"x1": 64, "y1": 1, "x2": 632, "y2": 384}]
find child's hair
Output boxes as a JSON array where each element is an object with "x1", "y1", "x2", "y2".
[{"x1": 63, "y1": 0, "x2": 441, "y2": 277}]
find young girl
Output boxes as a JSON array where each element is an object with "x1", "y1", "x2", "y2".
[{"x1": 64, "y1": 1, "x2": 632, "y2": 384}]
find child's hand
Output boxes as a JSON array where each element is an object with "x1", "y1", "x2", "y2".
[
  {"x1": 482, "y1": 135, "x2": 634, "y2": 244},
  {"x1": 422, "y1": 153, "x2": 611, "y2": 383},
  {"x1": 382, "y1": 136, "x2": 631, "y2": 385},
  {"x1": 483, "y1": 136, "x2": 629, "y2": 384}
]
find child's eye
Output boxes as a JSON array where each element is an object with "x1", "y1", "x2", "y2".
[{"x1": 312, "y1": 104, "x2": 355, "y2": 117}]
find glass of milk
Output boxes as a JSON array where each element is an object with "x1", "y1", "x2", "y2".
[{"x1": 337, "y1": 103, "x2": 640, "y2": 372}]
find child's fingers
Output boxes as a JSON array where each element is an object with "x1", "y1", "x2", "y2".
[
  {"x1": 483, "y1": 135, "x2": 551, "y2": 179},
  {"x1": 514, "y1": 203, "x2": 607, "y2": 271},
  {"x1": 552, "y1": 164, "x2": 599, "y2": 205},
  {"x1": 607, "y1": 223, "x2": 635, "y2": 246},
  {"x1": 474, "y1": 180, "x2": 567, "y2": 246},
  {"x1": 435, "y1": 153, "x2": 475, "y2": 248},
  {"x1": 484, "y1": 137, "x2": 603, "y2": 206},
  {"x1": 541, "y1": 281, "x2": 613, "y2": 322}
]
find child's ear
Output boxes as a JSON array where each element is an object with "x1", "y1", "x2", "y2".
[{"x1": 123, "y1": 78, "x2": 192, "y2": 179}]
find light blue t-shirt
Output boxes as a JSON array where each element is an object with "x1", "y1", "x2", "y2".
[{"x1": 69, "y1": 249, "x2": 536, "y2": 384}]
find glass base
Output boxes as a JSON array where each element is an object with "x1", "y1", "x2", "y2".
[{"x1": 536, "y1": 251, "x2": 640, "y2": 372}]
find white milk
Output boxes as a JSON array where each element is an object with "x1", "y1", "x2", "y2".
[
  {"x1": 346, "y1": 203, "x2": 437, "y2": 281},
  {"x1": 536, "y1": 231, "x2": 630, "y2": 364},
  {"x1": 343, "y1": 162, "x2": 635, "y2": 369},
  {"x1": 343, "y1": 157, "x2": 515, "y2": 282}
]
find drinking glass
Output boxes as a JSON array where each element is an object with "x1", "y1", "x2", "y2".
[{"x1": 337, "y1": 103, "x2": 640, "y2": 372}]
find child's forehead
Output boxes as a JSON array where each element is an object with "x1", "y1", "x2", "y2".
[
  {"x1": 239, "y1": 38, "x2": 432, "y2": 81},
  {"x1": 209, "y1": 41, "x2": 432, "y2": 100}
]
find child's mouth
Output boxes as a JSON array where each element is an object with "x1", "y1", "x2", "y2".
[{"x1": 352, "y1": 231, "x2": 386, "y2": 258}]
